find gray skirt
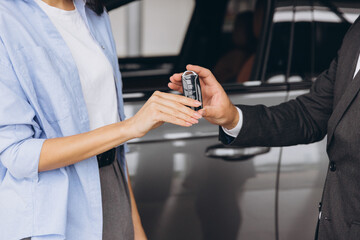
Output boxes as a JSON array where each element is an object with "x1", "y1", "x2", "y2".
[
  {"x1": 23, "y1": 157, "x2": 134, "y2": 240},
  {"x1": 99, "y1": 157, "x2": 134, "y2": 240}
]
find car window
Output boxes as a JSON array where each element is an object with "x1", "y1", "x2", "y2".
[
  {"x1": 288, "y1": 0, "x2": 360, "y2": 82},
  {"x1": 313, "y1": 0, "x2": 360, "y2": 76},
  {"x1": 211, "y1": 0, "x2": 267, "y2": 84},
  {"x1": 263, "y1": 1, "x2": 294, "y2": 83},
  {"x1": 289, "y1": 2, "x2": 313, "y2": 82}
]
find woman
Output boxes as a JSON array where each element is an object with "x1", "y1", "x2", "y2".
[{"x1": 0, "y1": 0, "x2": 202, "y2": 239}]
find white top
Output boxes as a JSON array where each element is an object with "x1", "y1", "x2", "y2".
[
  {"x1": 224, "y1": 55, "x2": 360, "y2": 138},
  {"x1": 222, "y1": 107, "x2": 243, "y2": 137},
  {"x1": 35, "y1": 0, "x2": 119, "y2": 130}
]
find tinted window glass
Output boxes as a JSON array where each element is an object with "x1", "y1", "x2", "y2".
[
  {"x1": 264, "y1": 2, "x2": 294, "y2": 83},
  {"x1": 289, "y1": 4, "x2": 313, "y2": 81},
  {"x1": 212, "y1": 0, "x2": 266, "y2": 84},
  {"x1": 312, "y1": 1, "x2": 360, "y2": 77},
  {"x1": 288, "y1": 0, "x2": 360, "y2": 82}
]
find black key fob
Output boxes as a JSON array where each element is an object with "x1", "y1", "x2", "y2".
[{"x1": 181, "y1": 71, "x2": 203, "y2": 111}]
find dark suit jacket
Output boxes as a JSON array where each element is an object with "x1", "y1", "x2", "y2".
[{"x1": 219, "y1": 17, "x2": 360, "y2": 240}]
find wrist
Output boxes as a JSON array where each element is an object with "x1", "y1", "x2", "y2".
[
  {"x1": 122, "y1": 118, "x2": 144, "y2": 139},
  {"x1": 222, "y1": 105, "x2": 239, "y2": 130}
]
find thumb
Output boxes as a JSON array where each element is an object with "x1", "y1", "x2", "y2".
[
  {"x1": 186, "y1": 64, "x2": 220, "y2": 86},
  {"x1": 199, "y1": 106, "x2": 218, "y2": 118}
]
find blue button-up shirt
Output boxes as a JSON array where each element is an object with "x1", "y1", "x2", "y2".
[{"x1": 0, "y1": 0, "x2": 127, "y2": 239}]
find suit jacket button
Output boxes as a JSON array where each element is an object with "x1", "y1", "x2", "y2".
[{"x1": 330, "y1": 161, "x2": 336, "y2": 172}]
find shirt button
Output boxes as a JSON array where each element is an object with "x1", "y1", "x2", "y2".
[
  {"x1": 101, "y1": 45, "x2": 105, "y2": 50},
  {"x1": 329, "y1": 161, "x2": 336, "y2": 172}
]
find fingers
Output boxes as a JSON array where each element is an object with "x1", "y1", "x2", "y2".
[
  {"x1": 186, "y1": 64, "x2": 212, "y2": 78},
  {"x1": 169, "y1": 73, "x2": 182, "y2": 83},
  {"x1": 154, "y1": 101, "x2": 199, "y2": 125},
  {"x1": 147, "y1": 91, "x2": 202, "y2": 127},
  {"x1": 186, "y1": 64, "x2": 220, "y2": 86},
  {"x1": 153, "y1": 91, "x2": 201, "y2": 108},
  {"x1": 170, "y1": 65, "x2": 219, "y2": 87},
  {"x1": 169, "y1": 74, "x2": 183, "y2": 93},
  {"x1": 197, "y1": 109, "x2": 205, "y2": 117},
  {"x1": 157, "y1": 111, "x2": 193, "y2": 127},
  {"x1": 168, "y1": 82, "x2": 183, "y2": 93},
  {"x1": 169, "y1": 66, "x2": 220, "y2": 93},
  {"x1": 198, "y1": 104, "x2": 239, "y2": 129},
  {"x1": 157, "y1": 96, "x2": 202, "y2": 120}
]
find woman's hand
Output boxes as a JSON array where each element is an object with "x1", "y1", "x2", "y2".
[
  {"x1": 127, "y1": 90, "x2": 203, "y2": 138},
  {"x1": 169, "y1": 64, "x2": 239, "y2": 129}
]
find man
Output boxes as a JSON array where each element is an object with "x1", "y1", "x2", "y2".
[{"x1": 169, "y1": 16, "x2": 360, "y2": 240}]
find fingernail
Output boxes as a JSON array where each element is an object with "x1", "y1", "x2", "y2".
[
  {"x1": 191, "y1": 118, "x2": 199, "y2": 124},
  {"x1": 194, "y1": 112, "x2": 202, "y2": 119},
  {"x1": 195, "y1": 101, "x2": 201, "y2": 106},
  {"x1": 185, "y1": 122, "x2": 192, "y2": 126}
]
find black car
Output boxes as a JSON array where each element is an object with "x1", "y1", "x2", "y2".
[{"x1": 106, "y1": 0, "x2": 360, "y2": 239}]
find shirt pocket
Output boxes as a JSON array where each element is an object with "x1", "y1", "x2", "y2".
[{"x1": 13, "y1": 46, "x2": 72, "y2": 123}]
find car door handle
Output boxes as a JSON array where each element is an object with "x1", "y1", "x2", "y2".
[{"x1": 205, "y1": 144, "x2": 270, "y2": 161}]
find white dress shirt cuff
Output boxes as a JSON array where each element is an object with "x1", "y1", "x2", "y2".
[{"x1": 222, "y1": 107, "x2": 243, "y2": 138}]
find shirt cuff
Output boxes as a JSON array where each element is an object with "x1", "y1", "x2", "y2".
[
  {"x1": 221, "y1": 107, "x2": 243, "y2": 138},
  {"x1": 1, "y1": 138, "x2": 45, "y2": 180}
]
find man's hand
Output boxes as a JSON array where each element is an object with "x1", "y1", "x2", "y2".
[{"x1": 169, "y1": 64, "x2": 239, "y2": 129}]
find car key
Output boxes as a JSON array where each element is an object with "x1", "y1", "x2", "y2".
[{"x1": 181, "y1": 70, "x2": 203, "y2": 111}]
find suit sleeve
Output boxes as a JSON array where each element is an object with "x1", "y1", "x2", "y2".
[
  {"x1": 0, "y1": 38, "x2": 45, "y2": 180},
  {"x1": 219, "y1": 50, "x2": 337, "y2": 147}
]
